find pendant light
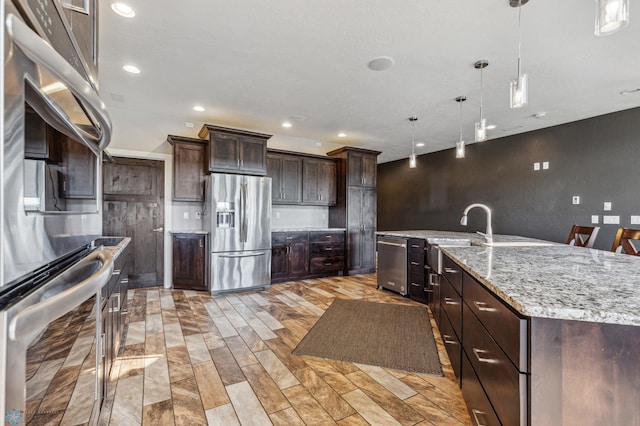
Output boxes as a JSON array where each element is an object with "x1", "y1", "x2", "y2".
[
  {"x1": 409, "y1": 116, "x2": 418, "y2": 168},
  {"x1": 510, "y1": 0, "x2": 528, "y2": 108},
  {"x1": 595, "y1": 0, "x2": 629, "y2": 36},
  {"x1": 474, "y1": 60, "x2": 489, "y2": 142},
  {"x1": 455, "y1": 96, "x2": 467, "y2": 159}
]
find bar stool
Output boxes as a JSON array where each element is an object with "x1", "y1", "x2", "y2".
[
  {"x1": 566, "y1": 225, "x2": 600, "y2": 248},
  {"x1": 611, "y1": 227, "x2": 640, "y2": 256}
]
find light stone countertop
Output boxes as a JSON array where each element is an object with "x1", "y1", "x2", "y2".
[
  {"x1": 169, "y1": 230, "x2": 209, "y2": 235},
  {"x1": 272, "y1": 227, "x2": 346, "y2": 232},
  {"x1": 100, "y1": 237, "x2": 131, "y2": 260},
  {"x1": 377, "y1": 229, "x2": 554, "y2": 245},
  {"x1": 441, "y1": 244, "x2": 640, "y2": 326}
]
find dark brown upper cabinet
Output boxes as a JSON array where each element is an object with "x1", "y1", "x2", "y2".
[
  {"x1": 267, "y1": 152, "x2": 303, "y2": 204},
  {"x1": 24, "y1": 106, "x2": 61, "y2": 162},
  {"x1": 347, "y1": 150, "x2": 377, "y2": 187},
  {"x1": 198, "y1": 124, "x2": 271, "y2": 175},
  {"x1": 167, "y1": 135, "x2": 206, "y2": 202},
  {"x1": 59, "y1": 135, "x2": 96, "y2": 199},
  {"x1": 303, "y1": 158, "x2": 337, "y2": 205}
]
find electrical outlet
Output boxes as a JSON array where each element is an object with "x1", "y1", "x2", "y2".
[
  {"x1": 183, "y1": 211, "x2": 189, "y2": 219},
  {"x1": 604, "y1": 202, "x2": 612, "y2": 211},
  {"x1": 195, "y1": 212, "x2": 202, "y2": 220},
  {"x1": 533, "y1": 162, "x2": 540, "y2": 171},
  {"x1": 603, "y1": 215, "x2": 620, "y2": 224},
  {"x1": 275, "y1": 211, "x2": 280, "y2": 219},
  {"x1": 542, "y1": 161, "x2": 550, "y2": 170},
  {"x1": 631, "y1": 215, "x2": 640, "y2": 225},
  {"x1": 591, "y1": 215, "x2": 599, "y2": 224},
  {"x1": 572, "y1": 196, "x2": 580, "y2": 205}
]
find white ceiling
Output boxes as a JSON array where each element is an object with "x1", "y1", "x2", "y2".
[{"x1": 98, "y1": 0, "x2": 640, "y2": 163}]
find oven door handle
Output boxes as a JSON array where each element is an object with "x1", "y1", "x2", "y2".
[
  {"x1": 8, "y1": 249, "x2": 114, "y2": 344},
  {"x1": 5, "y1": 13, "x2": 112, "y2": 154}
]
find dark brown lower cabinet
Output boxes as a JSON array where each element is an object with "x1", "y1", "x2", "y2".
[
  {"x1": 407, "y1": 238, "x2": 427, "y2": 303},
  {"x1": 271, "y1": 230, "x2": 345, "y2": 283},
  {"x1": 172, "y1": 233, "x2": 207, "y2": 290}
]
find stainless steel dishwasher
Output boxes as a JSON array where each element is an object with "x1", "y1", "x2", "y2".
[{"x1": 377, "y1": 236, "x2": 408, "y2": 296}]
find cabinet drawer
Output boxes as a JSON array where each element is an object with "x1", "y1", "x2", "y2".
[
  {"x1": 407, "y1": 238, "x2": 425, "y2": 253},
  {"x1": 461, "y1": 350, "x2": 501, "y2": 426},
  {"x1": 442, "y1": 255, "x2": 462, "y2": 295},
  {"x1": 310, "y1": 256, "x2": 344, "y2": 273},
  {"x1": 272, "y1": 232, "x2": 308, "y2": 244},
  {"x1": 463, "y1": 272, "x2": 528, "y2": 372},
  {"x1": 462, "y1": 303, "x2": 527, "y2": 426},
  {"x1": 310, "y1": 242, "x2": 344, "y2": 256},
  {"x1": 439, "y1": 309, "x2": 462, "y2": 383},
  {"x1": 309, "y1": 231, "x2": 345, "y2": 243},
  {"x1": 441, "y1": 276, "x2": 462, "y2": 340}
]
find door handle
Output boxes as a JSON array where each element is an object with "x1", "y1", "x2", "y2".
[{"x1": 153, "y1": 227, "x2": 164, "y2": 232}]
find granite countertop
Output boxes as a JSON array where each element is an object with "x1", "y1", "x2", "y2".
[
  {"x1": 377, "y1": 229, "x2": 554, "y2": 246},
  {"x1": 440, "y1": 244, "x2": 640, "y2": 326},
  {"x1": 272, "y1": 227, "x2": 346, "y2": 232},
  {"x1": 100, "y1": 237, "x2": 131, "y2": 260},
  {"x1": 169, "y1": 230, "x2": 209, "y2": 235}
]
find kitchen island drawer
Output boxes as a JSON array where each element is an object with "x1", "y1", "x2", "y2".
[
  {"x1": 441, "y1": 276, "x2": 462, "y2": 340},
  {"x1": 463, "y1": 302, "x2": 527, "y2": 426},
  {"x1": 442, "y1": 255, "x2": 462, "y2": 294},
  {"x1": 439, "y1": 307, "x2": 462, "y2": 384},
  {"x1": 463, "y1": 272, "x2": 528, "y2": 372},
  {"x1": 461, "y1": 350, "x2": 501, "y2": 426},
  {"x1": 310, "y1": 256, "x2": 344, "y2": 273},
  {"x1": 407, "y1": 238, "x2": 425, "y2": 253}
]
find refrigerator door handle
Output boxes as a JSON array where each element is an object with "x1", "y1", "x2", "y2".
[
  {"x1": 219, "y1": 252, "x2": 266, "y2": 258},
  {"x1": 241, "y1": 182, "x2": 248, "y2": 243}
]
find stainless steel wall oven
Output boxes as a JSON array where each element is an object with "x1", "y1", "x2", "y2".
[{"x1": 1, "y1": 0, "x2": 112, "y2": 424}]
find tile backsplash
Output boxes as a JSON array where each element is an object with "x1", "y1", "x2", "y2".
[{"x1": 171, "y1": 202, "x2": 205, "y2": 231}]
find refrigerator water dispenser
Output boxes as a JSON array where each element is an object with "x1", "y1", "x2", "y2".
[{"x1": 216, "y1": 201, "x2": 235, "y2": 228}]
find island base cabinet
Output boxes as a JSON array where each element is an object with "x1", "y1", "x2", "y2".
[
  {"x1": 461, "y1": 351, "x2": 501, "y2": 426},
  {"x1": 530, "y1": 318, "x2": 640, "y2": 426}
]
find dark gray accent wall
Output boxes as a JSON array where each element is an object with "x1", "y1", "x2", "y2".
[{"x1": 377, "y1": 107, "x2": 640, "y2": 251}]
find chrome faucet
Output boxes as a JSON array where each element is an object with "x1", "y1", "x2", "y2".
[{"x1": 460, "y1": 203, "x2": 493, "y2": 244}]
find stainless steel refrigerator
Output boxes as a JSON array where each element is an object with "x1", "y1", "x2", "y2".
[{"x1": 204, "y1": 173, "x2": 272, "y2": 294}]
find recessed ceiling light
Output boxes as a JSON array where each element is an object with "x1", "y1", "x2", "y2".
[
  {"x1": 111, "y1": 3, "x2": 135, "y2": 18},
  {"x1": 338, "y1": 132, "x2": 346, "y2": 138},
  {"x1": 193, "y1": 105, "x2": 205, "y2": 112},
  {"x1": 282, "y1": 122, "x2": 292, "y2": 128},
  {"x1": 416, "y1": 142, "x2": 425, "y2": 147},
  {"x1": 620, "y1": 88, "x2": 640, "y2": 95},
  {"x1": 486, "y1": 124, "x2": 497, "y2": 130},
  {"x1": 367, "y1": 56, "x2": 395, "y2": 71},
  {"x1": 122, "y1": 64, "x2": 140, "y2": 74}
]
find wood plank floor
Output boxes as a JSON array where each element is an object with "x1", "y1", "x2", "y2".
[{"x1": 99, "y1": 274, "x2": 471, "y2": 426}]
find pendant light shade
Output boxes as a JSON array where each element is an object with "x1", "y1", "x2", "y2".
[
  {"x1": 474, "y1": 60, "x2": 489, "y2": 142},
  {"x1": 455, "y1": 96, "x2": 466, "y2": 159},
  {"x1": 595, "y1": 0, "x2": 629, "y2": 36},
  {"x1": 510, "y1": 1, "x2": 528, "y2": 108},
  {"x1": 409, "y1": 116, "x2": 418, "y2": 169}
]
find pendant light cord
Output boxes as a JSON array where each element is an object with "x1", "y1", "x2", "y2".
[
  {"x1": 459, "y1": 101, "x2": 463, "y2": 142},
  {"x1": 517, "y1": 1, "x2": 522, "y2": 78},
  {"x1": 411, "y1": 119, "x2": 416, "y2": 156},
  {"x1": 479, "y1": 67, "x2": 484, "y2": 122}
]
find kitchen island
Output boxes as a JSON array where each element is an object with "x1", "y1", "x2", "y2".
[{"x1": 377, "y1": 230, "x2": 640, "y2": 426}]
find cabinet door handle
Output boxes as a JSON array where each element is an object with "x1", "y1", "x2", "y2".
[
  {"x1": 443, "y1": 297, "x2": 457, "y2": 305},
  {"x1": 444, "y1": 268, "x2": 458, "y2": 274},
  {"x1": 324, "y1": 247, "x2": 333, "y2": 251},
  {"x1": 410, "y1": 261, "x2": 419, "y2": 266},
  {"x1": 471, "y1": 409, "x2": 489, "y2": 426},
  {"x1": 100, "y1": 333, "x2": 106, "y2": 358},
  {"x1": 442, "y1": 334, "x2": 458, "y2": 345},
  {"x1": 410, "y1": 282, "x2": 420, "y2": 287},
  {"x1": 411, "y1": 244, "x2": 420, "y2": 249},
  {"x1": 472, "y1": 348, "x2": 499, "y2": 364},
  {"x1": 473, "y1": 301, "x2": 497, "y2": 312},
  {"x1": 199, "y1": 239, "x2": 204, "y2": 248}
]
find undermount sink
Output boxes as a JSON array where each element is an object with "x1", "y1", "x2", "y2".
[{"x1": 471, "y1": 241, "x2": 556, "y2": 247}]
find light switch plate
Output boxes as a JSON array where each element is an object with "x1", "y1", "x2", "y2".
[
  {"x1": 183, "y1": 211, "x2": 189, "y2": 219},
  {"x1": 533, "y1": 162, "x2": 540, "y2": 171},
  {"x1": 631, "y1": 215, "x2": 640, "y2": 225},
  {"x1": 591, "y1": 215, "x2": 599, "y2": 224},
  {"x1": 603, "y1": 215, "x2": 620, "y2": 224},
  {"x1": 195, "y1": 212, "x2": 202, "y2": 220},
  {"x1": 542, "y1": 161, "x2": 550, "y2": 170},
  {"x1": 604, "y1": 202, "x2": 612, "y2": 211},
  {"x1": 572, "y1": 196, "x2": 580, "y2": 205}
]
